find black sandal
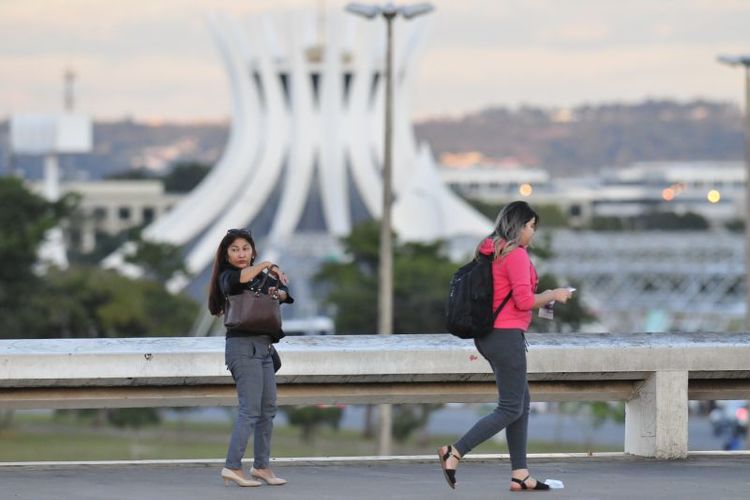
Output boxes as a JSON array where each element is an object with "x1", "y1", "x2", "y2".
[
  {"x1": 437, "y1": 445, "x2": 460, "y2": 489},
  {"x1": 511, "y1": 475, "x2": 550, "y2": 491}
]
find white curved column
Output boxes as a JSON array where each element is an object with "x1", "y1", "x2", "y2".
[
  {"x1": 318, "y1": 11, "x2": 350, "y2": 235},
  {"x1": 391, "y1": 18, "x2": 426, "y2": 191},
  {"x1": 394, "y1": 143, "x2": 491, "y2": 241},
  {"x1": 143, "y1": 12, "x2": 259, "y2": 244},
  {"x1": 368, "y1": 36, "x2": 386, "y2": 181},
  {"x1": 269, "y1": 13, "x2": 318, "y2": 241},
  {"x1": 182, "y1": 15, "x2": 290, "y2": 275},
  {"x1": 102, "y1": 12, "x2": 262, "y2": 273},
  {"x1": 391, "y1": 17, "x2": 490, "y2": 241},
  {"x1": 345, "y1": 19, "x2": 384, "y2": 219},
  {"x1": 105, "y1": 8, "x2": 492, "y2": 289}
]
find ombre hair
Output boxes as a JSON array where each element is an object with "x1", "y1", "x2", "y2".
[{"x1": 479, "y1": 201, "x2": 539, "y2": 260}]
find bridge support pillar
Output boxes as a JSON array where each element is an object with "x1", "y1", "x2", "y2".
[{"x1": 625, "y1": 370, "x2": 688, "y2": 459}]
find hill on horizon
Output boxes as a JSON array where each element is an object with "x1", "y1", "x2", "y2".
[
  {"x1": 0, "y1": 99, "x2": 744, "y2": 180},
  {"x1": 414, "y1": 99, "x2": 745, "y2": 174}
]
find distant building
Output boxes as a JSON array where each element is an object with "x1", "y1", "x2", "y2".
[
  {"x1": 597, "y1": 161, "x2": 744, "y2": 221},
  {"x1": 30, "y1": 180, "x2": 182, "y2": 253},
  {"x1": 104, "y1": 9, "x2": 490, "y2": 286},
  {"x1": 440, "y1": 164, "x2": 550, "y2": 201},
  {"x1": 441, "y1": 160, "x2": 745, "y2": 226}
]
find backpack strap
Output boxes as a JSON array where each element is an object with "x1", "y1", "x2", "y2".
[{"x1": 492, "y1": 291, "x2": 513, "y2": 321}]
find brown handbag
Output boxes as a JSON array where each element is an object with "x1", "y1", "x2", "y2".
[{"x1": 223, "y1": 273, "x2": 282, "y2": 335}]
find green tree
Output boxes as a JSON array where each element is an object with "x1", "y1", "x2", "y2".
[
  {"x1": 591, "y1": 211, "x2": 710, "y2": 231},
  {"x1": 106, "y1": 408, "x2": 161, "y2": 429},
  {"x1": 316, "y1": 221, "x2": 456, "y2": 334},
  {"x1": 55, "y1": 407, "x2": 162, "y2": 430},
  {"x1": 0, "y1": 177, "x2": 76, "y2": 338},
  {"x1": 0, "y1": 178, "x2": 196, "y2": 428},
  {"x1": 162, "y1": 161, "x2": 211, "y2": 193},
  {"x1": 38, "y1": 266, "x2": 198, "y2": 339},
  {"x1": 528, "y1": 232, "x2": 594, "y2": 333},
  {"x1": 392, "y1": 403, "x2": 443, "y2": 445},
  {"x1": 725, "y1": 219, "x2": 744, "y2": 232},
  {"x1": 639, "y1": 211, "x2": 709, "y2": 230},
  {"x1": 125, "y1": 240, "x2": 187, "y2": 283},
  {"x1": 280, "y1": 405, "x2": 343, "y2": 443},
  {"x1": 591, "y1": 216, "x2": 626, "y2": 231},
  {"x1": 530, "y1": 273, "x2": 594, "y2": 333},
  {"x1": 106, "y1": 169, "x2": 153, "y2": 180}
]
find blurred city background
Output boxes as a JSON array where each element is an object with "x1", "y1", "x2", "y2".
[{"x1": 1, "y1": 0, "x2": 748, "y2": 462}]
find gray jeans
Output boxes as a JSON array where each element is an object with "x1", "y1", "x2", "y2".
[
  {"x1": 454, "y1": 329, "x2": 530, "y2": 470},
  {"x1": 224, "y1": 336, "x2": 277, "y2": 469}
]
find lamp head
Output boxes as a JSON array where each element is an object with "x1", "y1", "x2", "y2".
[
  {"x1": 345, "y1": 2, "x2": 435, "y2": 20},
  {"x1": 383, "y1": 3, "x2": 398, "y2": 16},
  {"x1": 717, "y1": 54, "x2": 750, "y2": 67},
  {"x1": 345, "y1": 3, "x2": 382, "y2": 19},
  {"x1": 400, "y1": 3, "x2": 434, "y2": 19}
]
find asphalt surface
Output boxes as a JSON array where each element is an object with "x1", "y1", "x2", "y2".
[{"x1": 1, "y1": 455, "x2": 749, "y2": 500}]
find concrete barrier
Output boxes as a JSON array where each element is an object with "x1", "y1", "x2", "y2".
[{"x1": 2, "y1": 332, "x2": 749, "y2": 459}]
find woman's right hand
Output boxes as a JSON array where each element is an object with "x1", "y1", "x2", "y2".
[{"x1": 551, "y1": 287, "x2": 574, "y2": 303}]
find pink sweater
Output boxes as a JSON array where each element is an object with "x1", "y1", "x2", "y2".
[{"x1": 478, "y1": 238, "x2": 538, "y2": 331}]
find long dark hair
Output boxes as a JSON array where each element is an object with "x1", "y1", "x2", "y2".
[
  {"x1": 207, "y1": 229, "x2": 256, "y2": 316},
  {"x1": 478, "y1": 201, "x2": 539, "y2": 259}
]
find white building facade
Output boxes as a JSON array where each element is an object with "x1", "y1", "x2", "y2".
[{"x1": 30, "y1": 180, "x2": 183, "y2": 253}]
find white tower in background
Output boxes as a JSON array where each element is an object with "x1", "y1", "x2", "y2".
[
  {"x1": 104, "y1": 9, "x2": 490, "y2": 286},
  {"x1": 10, "y1": 68, "x2": 92, "y2": 272}
]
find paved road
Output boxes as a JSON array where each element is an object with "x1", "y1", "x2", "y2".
[{"x1": 2, "y1": 455, "x2": 749, "y2": 500}]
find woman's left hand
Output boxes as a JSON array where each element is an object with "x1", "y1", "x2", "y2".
[
  {"x1": 269, "y1": 287, "x2": 288, "y2": 301},
  {"x1": 551, "y1": 287, "x2": 573, "y2": 303}
]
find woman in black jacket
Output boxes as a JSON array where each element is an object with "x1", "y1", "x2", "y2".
[{"x1": 207, "y1": 228, "x2": 293, "y2": 487}]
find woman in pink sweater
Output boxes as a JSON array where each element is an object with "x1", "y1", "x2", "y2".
[{"x1": 438, "y1": 201, "x2": 573, "y2": 492}]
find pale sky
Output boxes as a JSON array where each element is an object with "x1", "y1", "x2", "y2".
[{"x1": 1, "y1": 0, "x2": 748, "y2": 121}]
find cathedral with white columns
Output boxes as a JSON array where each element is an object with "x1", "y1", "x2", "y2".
[{"x1": 104, "y1": 9, "x2": 490, "y2": 290}]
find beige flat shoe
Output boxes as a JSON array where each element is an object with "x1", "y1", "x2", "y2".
[
  {"x1": 221, "y1": 467, "x2": 262, "y2": 487},
  {"x1": 251, "y1": 467, "x2": 288, "y2": 486}
]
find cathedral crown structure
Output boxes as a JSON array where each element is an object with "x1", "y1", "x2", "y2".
[{"x1": 105, "y1": 9, "x2": 490, "y2": 284}]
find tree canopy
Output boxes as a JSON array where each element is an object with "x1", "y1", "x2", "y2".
[
  {"x1": 316, "y1": 221, "x2": 457, "y2": 334},
  {"x1": 0, "y1": 177, "x2": 73, "y2": 338},
  {"x1": 162, "y1": 161, "x2": 211, "y2": 193},
  {"x1": 0, "y1": 177, "x2": 197, "y2": 339}
]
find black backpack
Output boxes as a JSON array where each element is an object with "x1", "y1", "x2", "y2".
[{"x1": 445, "y1": 253, "x2": 513, "y2": 339}]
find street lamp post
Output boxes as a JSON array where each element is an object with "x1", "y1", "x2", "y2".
[
  {"x1": 345, "y1": 2, "x2": 434, "y2": 456},
  {"x1": 718, "y1": 54, "x2": 750, "y2": 330}
]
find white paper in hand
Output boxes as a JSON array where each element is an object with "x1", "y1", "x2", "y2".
[{"x1": 538, "y1": 301, "x2": 554, "y2": 320}]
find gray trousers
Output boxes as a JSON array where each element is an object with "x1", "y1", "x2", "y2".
[
  {"x1": 224, "y1": 336, "x2": 277, "y2": 469},
  {"x1": 454, "y1": 329, "x2": 530, "y2": 470}
]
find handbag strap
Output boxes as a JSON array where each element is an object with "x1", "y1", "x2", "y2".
[
  {"x1": 224, "y1": 269, "x2": 278, "y2": 305},
  {"x1": 251, "y1": 270, "x2": 272, "y2": 292}
]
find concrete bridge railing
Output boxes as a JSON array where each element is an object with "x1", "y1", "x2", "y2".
[{"x1": 2, "y1": 332, "x2": 749, "y2": 459}]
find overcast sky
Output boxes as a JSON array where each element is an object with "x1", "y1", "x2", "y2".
[{"x1": 1, "y1": 0, "x2": 748, "y2": 121}]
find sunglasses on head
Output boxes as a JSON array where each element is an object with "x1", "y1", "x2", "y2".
[{"x1": 227, "y1": 228, "x2": 252, "y2": 238}]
